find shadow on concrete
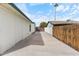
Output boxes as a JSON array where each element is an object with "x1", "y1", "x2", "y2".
[{"x1": 2, "y1": 32, "x2": 44, "y2": 55}]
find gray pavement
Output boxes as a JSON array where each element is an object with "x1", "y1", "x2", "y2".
[{"x1": 3, "y1": 32, "x2": 79, "y2": 56}]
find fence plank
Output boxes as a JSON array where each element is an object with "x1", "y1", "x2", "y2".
[{"x1": 53, "y1": 24, "x2": 79, "y2": 51}]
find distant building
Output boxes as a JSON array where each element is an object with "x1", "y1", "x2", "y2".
[
  {"x1": 45, "y1": 21, "x2": 53, "y2": 34},
  {"x1": 45, "y1": 21, "x2": 74, "y2": 34}
]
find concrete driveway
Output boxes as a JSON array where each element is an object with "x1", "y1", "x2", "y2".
[{"x1": 3, "y1": 32, "x2": 79, "y2": 56}]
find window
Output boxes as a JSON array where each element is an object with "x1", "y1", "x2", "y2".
[{"x1": 29, "y1": 24, "x2": 31, "y2": 32}]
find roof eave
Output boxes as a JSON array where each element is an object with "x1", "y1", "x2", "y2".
[{"x1": 8, "y1": 3, "x2": 34, "y2": 24}]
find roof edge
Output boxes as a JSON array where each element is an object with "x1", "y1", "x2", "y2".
[{"x1": 8, "y1": 3, "x2": 34, "y2": 24}]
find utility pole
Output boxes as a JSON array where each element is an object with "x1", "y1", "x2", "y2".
[{"x1": 54, "y1": 3, "x2": 58, "y2": 21}]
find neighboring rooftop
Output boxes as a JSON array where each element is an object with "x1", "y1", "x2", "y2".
[{"x1": 48, "y1": 21, "x2": 79, "y2": 25}]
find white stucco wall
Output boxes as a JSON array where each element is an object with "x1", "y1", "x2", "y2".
[
  {"x1": 0, "y1": 4, "x2": 35, "y2": 54},
  {"x1": 45, "y1": 23, "x2": 53, "y2": 35}
]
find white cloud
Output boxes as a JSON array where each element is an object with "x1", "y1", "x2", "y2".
[
  {"x1": 32, "y1": 15, "x2": 51, "y2": 26},
  {"x1": 71, "y1": 17, "x2": 79, "y2": 21},
  {"x1": 46, "y1": 9, "x2": 52, "y2": 16},
  {"x1": 49, "y1": 3, "x2": 53, "y2": 5},
  {"x1": 56, "y1": 4, "x2": 70, "y2": 13},
  {"x1": 66, "y1": 4, "x2": 79, "y2": 19},
  {"x1": 15, "y1": 3, "x2": 28, "y2": 12},
  {"x1": 15, "y1": 3, "x2": 79, "y2": 26},
  {"x1": 56, "y1": 5, "x2": 65, "y2": 12},
  {"x1": 63, "y1": 6, "x2": 69, "y2": 12},
  {"x1": 70, "y1": 10, "x2": 77, "y2": 16},
  {"x1": 56, "y1": 4, "x2": 79, "y2": 20},
  {"x1": 72, "y1": 4, "x2": 77, "y2": 10},
  {"x1": 36, "y1": 11, "x2": 44, "y2": 15},
  {"x1": 28, "y1": 3, "x2": 45, "y2": 6},
  {"x1": 76, "y1": 4, "x2": 79, "y2": 11},
  {"x1": 20, "y1": 11, "x2": 50, "y2": 26},
  {"x1": 56, "y1": 16, "x2": 67, "y2": 21},
  {"x1": 15, "y1": 3, "x2": 38, "y2": 22}
]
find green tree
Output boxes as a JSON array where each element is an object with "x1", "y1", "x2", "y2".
[{"x1": 40, "y1": 22, "x2": 47, "y2": 28}]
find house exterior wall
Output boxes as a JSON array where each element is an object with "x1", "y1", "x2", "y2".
[
  {"x1": 45, "y1": 23, "x2": 53, "y2": 35},
  {"x1": 0, "y1": 4, "x2": 35, "y2": 54}
]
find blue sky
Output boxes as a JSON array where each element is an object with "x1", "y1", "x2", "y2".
[{"x1": 15, "y1": 3, "x2": 79, "y2": 26}]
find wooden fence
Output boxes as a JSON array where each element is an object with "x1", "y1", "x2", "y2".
[{"x1": 53, "y1": 24, "x2": 79, "y2": 51}]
